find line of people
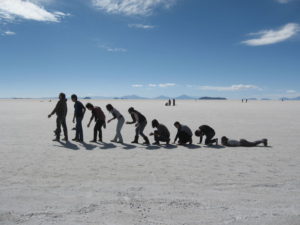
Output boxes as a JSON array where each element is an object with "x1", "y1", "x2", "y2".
[{"x1": 48, "y1": 93, "x2": 268, "y2": 147}]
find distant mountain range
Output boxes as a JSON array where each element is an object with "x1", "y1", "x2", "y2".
[
  {"x1": 110, "y1": 95, "x2": 227, "y2": 100},
  {"x1": 281, "y1": 96, "x2": 300, "y2": 101}
]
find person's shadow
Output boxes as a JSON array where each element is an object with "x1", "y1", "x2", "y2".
[
  {"x1": 99, "y1": 142, "x2": 117, "y2": 150},
  {"x1": 54, "y1": 141, "x2": 79, "y2": 150},
  {"x1": 184, "y1": 144, "x2": 201, "y2": 149},
  {"x1": 120, "y1": 143, "x2": 136, "y2": 150},
  {"x1": 145, "y1": 145, "x2": 161, "y2": 150},
  {"x1": 203, "y1": 145, "x2": 226, "y2": 149},
  {"x1": 164, "y1": 144, "x2": 177, "y2": 149},
  {"x1": 81, "y1": 142, "x2": 98, "y2": 151}
]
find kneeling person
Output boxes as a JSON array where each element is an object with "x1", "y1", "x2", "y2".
[
  {"x1": 195, "y1": 125, "x2": 218, "y2": 145},
  {"x1": 150, "y1": 119, "x2": 170, "y2": 145},
  {"x1": 86, "y1": 103, "x2": 106, "y2": 142},
  {"x1": 173, "y1": 122, "x2": 193, "y2": 145}
]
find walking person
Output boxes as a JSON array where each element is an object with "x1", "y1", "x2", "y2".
[
  {"x1": 195, "y1": 125, "x2": 218, "y2": 145},
  {"x1": 71, "y1": 94, "x2": 86, "y2": 142},
  {"x1": 86, "y1": 103, "x2": 106, "y2": 142},
  {"x1": 106, "y1": 104, "x2": 125, "y2": 143},
  {"x1": 48, "y1": 92, "x2": 68, "y2": 142},
  {"x1": 150, "y1": 119, "x2": 170, "y2": 145},
  {"x1": 173, "y1": 121, "x2": 193, "y2": 145},
  {"x1": 126, "y1": 107, "x2": 150, "y2": 145}
]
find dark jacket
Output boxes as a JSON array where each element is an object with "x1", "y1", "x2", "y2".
[
  {"x1": 199, "y1": 125, "x2": 215, "y2": 136},
  {"x1": 91, "y1": 107, "x2": 106, "y2": 121},
  {"x1": 130, "y1": 110, "x2": 146, "y2": 123},
  {"x1": 157, "y1": 124, "x2": 170, "y2": 138},
  {"x1": 51, "y1": 99, "x2": 67, "y2": 118}
]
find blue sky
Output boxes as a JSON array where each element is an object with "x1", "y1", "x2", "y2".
[{"x1": 0, "y1": 0, "x2": 300, "y2": 99}]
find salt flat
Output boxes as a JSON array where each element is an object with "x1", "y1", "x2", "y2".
[{"x1": 0, "y1": 99, "x2": 299, "y2": 225}]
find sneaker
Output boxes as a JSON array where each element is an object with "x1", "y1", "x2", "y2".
[
  {"x1": 263, "y1": 139, "x2": 268, "y2": 147},
  {"x1": 72, "y1": 138, "x2": 79, "y2": 141},
  {"x1": 90, "y1": 140, "x2": 97, "y2": 143},
  {"x1": 52, "y1": 138, "x2": 59, "y2": 142},
  {"x1": 111, "y1": 140, "x2": 117, "y2": 143},
  {"x1": 131, "y1": 140, "x2": 138, "y2": 144},
  {"x1": 62, "y1": 138, "x2": 68, "y2": 142},
  {"x1": 152, "y1": 141, "x2": 160, "y2": 145},
  {"x1": 98, "y1": 139, "x2": 103, "y2": 142}
]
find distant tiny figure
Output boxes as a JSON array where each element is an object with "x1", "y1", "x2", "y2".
[
  {"x1": 246, "y1": 99, "x2": 248, "y2": 103},
  {"x1": 173, "y1": 98, "x2": 175, "y2": 106},
  {"x1": 150, "y1": 119, "x2": 170, "y2": 145},
  {"x1": 242, "y1": 99, "x2": 244, "y2": 103},
  {"x1": 106, "y1": 104, "x2": 125, "y2": 143},
  {"x1": 168, "y1": 99, "x2": 171, "y2": 106},
  {"x1": 195, "y1": 125, "x2": 218, "y2": 145},
  {"x1": 173, "y1": 121, "x2": 193, "y2": 145},
  {"x1": 126, "y1": 107, "x2": 150, "y2": 145},
  {"x1": 71, "y1": 94, "x2": 86, "y2": 142},
  {"x1": 221, "y1": 136, "x2": 268, "y2": 147},
  {"x1": 48, "y1": 93, "x2": 68, "y2": 142},
  {"x1": 86, "y1": 103, "x2": 106, "y2": 142}
]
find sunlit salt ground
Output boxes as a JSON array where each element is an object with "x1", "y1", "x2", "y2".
[{"x1": 0, "y1": 99, "x2": 299, "y2": 225}]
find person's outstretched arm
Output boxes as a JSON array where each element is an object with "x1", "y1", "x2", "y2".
[
  {"x1": 48, "y1": 101, "x2": 59, "y2": 118},
  {"x1": 173, "y1": 130, "x2": 179, "y2": 143},
  {"x1": 199, "y1": 133, "x2": 203, "y2": 144},
  {"x1": 87, "y1": 114, "x2": 94, "y2": 127},
  {"x1": 126, "y1": 113, "x2": 136, "y2": 124}
]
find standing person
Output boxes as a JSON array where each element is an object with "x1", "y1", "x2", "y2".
[
  {"x1": 173, "y1": 121, "x2": 193, "y2": 145},
  {"x1": 168, "y1": 99, "x2": 171, "y2": 106},
  {"x1": 195, "y1": 125, "x2": 218, "y2": 145},
  {"x1": 173, "y1": 99, "x2": 175, "y2": 106},
  {"x1": 106, "y1": 104, "x2": 124, "y2": 143},
  {"x1": 48, "y1": 93, "x2": 68, "y2": 142},
  {"x1": 221, "y1": 136, "x2": 268, "y2": 147},
  {"x1": 71, "y1": 94, "x2": 86, "y2": 142},
  {"x1": 126, "y1": 107, "x2": 150, "y2": 145},
  {"x1": 150, "y1": 119, "x2": 170, "y2": 145},
  {"x1": 86, "y1": 103, "x2": 106, "y2": 142}
]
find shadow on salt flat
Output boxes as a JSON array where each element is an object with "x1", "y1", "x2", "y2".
[
  {"x1": 120, "y1": 143, "x2": 136, "y2": 150},
  {"x1": 81, "y1": 142, "x2": 97, "y2": 151},
  {"x1": 203, "y1": 145, "x2": 226, "y2": 149},
  {"x1": 54, "y1": 141, "x2": 79, "y2": 151},
  {"x1": 99, "y1": 142, "x2": 117, "y2": 150}
]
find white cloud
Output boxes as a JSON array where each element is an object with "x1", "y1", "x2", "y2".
[
  {"x1": 199, "y1": 84, "x2": 260, "y2": 91},
  {"x1": 92, "y1": 0, "x2": 176, "y2": 16},
  {"x1": 287, "y1": 89, "x2": 296, "y2": 93},
  {"x1": 132, "y1": 84, "x2": 144, "y2": 88},
  {"x1": 242, "y1": 23, "x2": 300, "y2": 46},
  {"x1": 2, "y1": 30, "x2": 16, "y2": 35},
  {"x1": 276, "y1": 0, "x2": 291, "y2": 3},
  {"x1": 98, "y1": 44, "x2": 127, "y2": 52},
  {"x1": 158, "y1": 83, "x2": 176, "y2": 87},
  {"x1": 0, "y1": 0, "x2": 67, "y2": 22},
  {"x1": 148, "y1": 84, "x2": 157, "y2": 87},
  {"x1": 128, "y1": 23, "x2": 155, "y2": 29}
]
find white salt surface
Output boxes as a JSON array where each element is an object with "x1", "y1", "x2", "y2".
[{"x1": 0, "y1": 99, "x2": 299, "y2": 225}]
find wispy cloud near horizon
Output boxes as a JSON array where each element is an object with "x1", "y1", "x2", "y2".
[
  {"x1": 98, "y1": 44, "x2": 127, "y2": 52},
  {"x1": 92, "y1": 0, "x2": 176, "y2": 16},
  {"x1": 199, "y1": 84, "x2": 261, "y2": 91},
  {"x1": 242, "y1": 23, "x2": 300, "y2": 46},
  {"x1": 132, "y1": 83, "x2": 176, "y2": 88},
  {"x1": 0, "y1": 0, "x2": 68, "y2": 23},
  {"x1": 128, "y1": 24, "x2": 155, "y2": 29}
]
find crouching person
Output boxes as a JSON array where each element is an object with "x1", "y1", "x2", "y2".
[
  {"x1": 173, "y1": 121, "x2": 193, "y2": 145},
  {"x1": 150, "y1": 119, "x2": 170, "y2": 145},
  {"x1": 86, "y1": 103, "x2": 106, "y2": 142}
]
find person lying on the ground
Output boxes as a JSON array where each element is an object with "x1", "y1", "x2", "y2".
[
  {"x1": 150, "y1": 119, "x2": 170, "y2": 145},
  {"x1": 173, "y1": 121, "x2": 193, "y2": 145},
  {"x1": 195, "y1": 125, "x2": 218, "y2": 145},
  {"x1": 221, "y1": 136, "x2": 268, "y2": 147}
]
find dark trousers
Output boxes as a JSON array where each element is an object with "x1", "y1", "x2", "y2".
[
  {"x1": 56, "y1": 117, "x2": 68, "y2": 140},
  {"x1": 135, "y1": 121, "x2": 147, "y2": 139},
  {"x1": 178, "y1": 131, "x2": 192, "y2": 144},
  {"x1": 154, "y1": 131, "x2": 170, "y2": 143},
  {"x1": 75, "y1": 116, "x2": 83, "y2": 141},
  {"x1": 205, "y1": 133, "x2": 216, "y2": 145},
  {"x1": 240, "y1": 139, "x2": 263, "y2": 147},
  {"x1": 94, "y1": 120, "x2": 105, "y2": 141}
]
